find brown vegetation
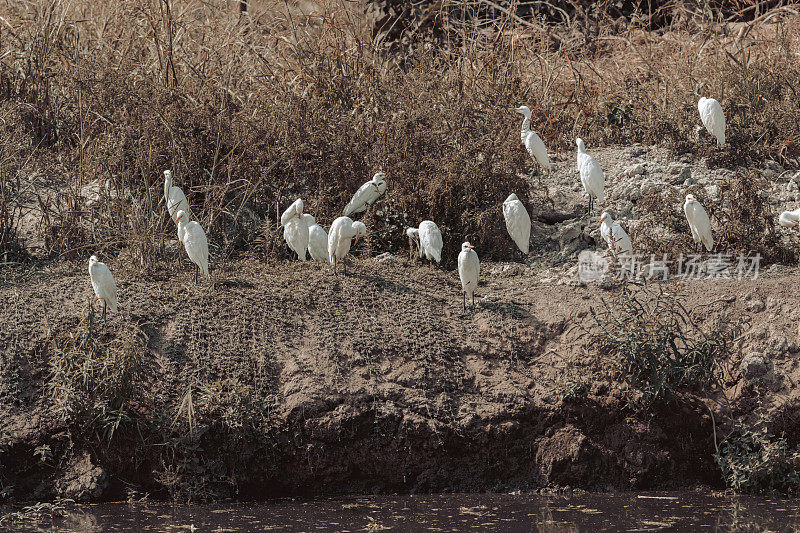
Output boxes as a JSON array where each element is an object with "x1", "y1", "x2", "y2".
[{"x1": 0, "y1": 1, "x2": 798, "y2": 267}]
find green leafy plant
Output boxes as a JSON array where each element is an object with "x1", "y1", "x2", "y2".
[
  {"x1": 590, "y1": 283, "x2": 739, "y2": 406},
  {"x1": 717, "y1": 424, "x2": 800, "y2": 496},
  {"x1": 603, "y1": 100, "x2": 633, "y2": 128},
  {"x1": 0, "y1": 498, "x2": 74, "y2": 525}
]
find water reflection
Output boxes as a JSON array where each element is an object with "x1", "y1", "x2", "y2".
[{"x1": 3, "y1": 492, "x2": 800, "y2": 532}]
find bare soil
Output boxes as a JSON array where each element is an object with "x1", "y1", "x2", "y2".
[{"x1": 2, "y1": 242, "x2": 799, "y2": 499}]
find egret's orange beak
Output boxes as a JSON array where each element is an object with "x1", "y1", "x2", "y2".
[
  {"x1": 511, "y1": 107, "x2": 521, "y2": 111},
  {"x1": 468, "y1": 245, "x2": 474, "y2": 249},
  {"x1": 354, "y1": 235, "x2": 360, "y2": 246}
]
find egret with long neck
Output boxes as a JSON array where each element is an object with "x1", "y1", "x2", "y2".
[
  {"x1": 512, "y1": 106, "x2": 552, "y2": 174},
  {"x1": 164, "y1": 170, "x2": 189, "y2": 220}
]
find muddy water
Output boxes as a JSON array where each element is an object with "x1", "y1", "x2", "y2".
[{"x1": 2, "y1": 492, "x2": 800, "y2": 532}]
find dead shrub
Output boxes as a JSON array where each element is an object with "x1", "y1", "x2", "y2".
[{"x1": 715, "y1": 169, "x2": 796, "y2": 263}]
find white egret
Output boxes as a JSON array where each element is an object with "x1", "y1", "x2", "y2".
[
  {"x1": 406, "y1": 227, "x2": 419, "y2": 260},
  {"x1": 458, "y1": 241, "x2": 480, "y2": 310},
  {"x1": 683, "y1": 194, "x2": 713, "y2": 252},
  {"x1": 343, "y1": 171, "x2": 387, "y2": 216},
  {"x1": 502, "y1": 193, "x2": 531, "y2": 255},
  {"x1": 175, "y1": 210, "x2": 209, "y2": 282},
  {"x1": 304, "y1": 214, "x2": 330, "y2": 263},
  {"x1": 576, "y1": 138, "x2": 605, "y2": 214},
  {"x1": 281, "y1": 199, "x2": 309, "y2": 261},
  {"x1": 698, "y1": 97, "x2": 726, "y2": 146},
  {"x1": 328, "y1": 216, "x2": 367, "y2": 275},
  {"x1": 164, "y1": 170, "x2": 189, "y2": 220},
  {"x1": 88, "y1": 255, "x2": 118, "y2": 320},
  {"x1": 512, "y1": 106, "x2": 552, "y2": 173},
  {"x1": 779, "y1": 208, "x2": 800, "y2": 228},
  {"x1": 599, "y1": 212, "x2": 633, "y2": 259},
  {"x1": 406, "y1": 221, "x2": 443, "y2": 264}
]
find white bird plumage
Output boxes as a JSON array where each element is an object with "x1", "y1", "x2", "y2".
[
  {"x1": 304, "y1": 214, "x2": 330, "y2": 263},
  {"x1": 513, "y1": 106, "x2": 552, "y2": 173},
  {"x1": 406, "y1": 221, "x2": 443, "y2": 263},
  {"x1": 88, "y1": 255, "x2": 118, "y2": 319},
  {"x1": 164, "y1": 170, "x2": 189, "y2": 221},
  {"x1": 576, "y1": 138, "x2": 605, "y2": 214},
  {"x1": 328, "y1": 216, "x2": 367, "y2": 274},
  {"x1": 343, "y1": 172, "x2": 387, "y2": 216},
  {"x1": 502, "y1": 193, "x2": 531, "y2": 255},
  {"x1": 175, "y1": 210, "x2": 209, "y2": 282},
  {"x1": 281, "y1": 199, "x2": 309, "y2": 261},
  {"x1": 683, "y1": 194, "x2": 714, "y2": 252},
  {"x1": 698, "y1": 97, "x2": 726, "y2": 146},
  {"x1": 778, "y1": 208, "x2": 800, "y2": 228},
  {"x1": 458, "y1": 241, "x2": 480, "y2": 310},
  {"x1": 599, "y1": 212, "x2": 633, "y2": 259}
]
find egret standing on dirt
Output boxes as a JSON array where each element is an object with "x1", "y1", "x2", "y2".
[
  {"x1": 778, "y1": 208, "x2": 800, "y2": 228},
  {"x1": 281, "y1": 199, "x2": 309, "y2": 261},
  {"x1": 88, "y1": 255, "x2": 118, "y2": 320},
  {"x1": 304, "y1": 214, "x2": 330, "y2": 263},
  {"x1": 683, "y1": 194, "x2": 713, "y2": 252},
  {"x1": 576, "y1": 138, "x2": 604, "y2": 214},
  {"x1": 599, "y1": 212, "x2": 632, "y2": 259},
  {"x1": 458, "y1": 242, "x2": 480, "y2": 310},
  {"x1": 406, "y1": 221, "x2": 443, "y2": 264},
  {"x1": 164, "y1": 170, "x2": 189, "y2": 220},
  {"x1": 343, "y1": 172, "x2": 387, "y2": 216},
  {"x1": 175, "y1": 210, "x2": 209, "y2": 282},
  {"x1": 328, "y1": 216, "x2": 367, "y2": 275},
  {"x1": 502, "y1": 193, "x2": 531, "y2": 256},
  {"x1": 512, "y1": 106, "x2": 552, "y2": 174},
  {"x1": 698, "y1": 97, "x2": 726, "y2": 146}
]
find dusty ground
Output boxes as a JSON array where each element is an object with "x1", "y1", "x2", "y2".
[{"x1": 2, "y1": 237, "x2": 799, "y2": 500}]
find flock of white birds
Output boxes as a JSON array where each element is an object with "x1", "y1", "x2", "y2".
[{"x1": 86, "y1": 95, "x2": 786, "y2": 315}]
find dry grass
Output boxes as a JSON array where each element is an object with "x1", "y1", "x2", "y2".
[
  {"x1": 0, "y1": 0, "x2": 798, "y2": 266},
  {"x1": 632, "y1": 169, "x2": 798, "y2": 265}
]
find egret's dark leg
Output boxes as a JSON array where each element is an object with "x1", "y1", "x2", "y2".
[
  {"x1": 195, "y1": 265, "x2": 199, "y2": 284},
  {"x1": 102, "y1": 299, "x2": 107, "y2": 321},
  {"x1": 463, "y1": 291, "x2": 466, "y2": 311},
  {"x1": 472, "y1": 292, "x2": 475, "y2": 310}
]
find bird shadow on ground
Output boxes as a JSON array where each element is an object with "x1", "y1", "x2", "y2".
[
  {"x1": 349, "y1": 272, "x2": 415, "y2": 295},
  {"x1": 477, "y1": 300, "x2": 529, "y2": 319}
]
